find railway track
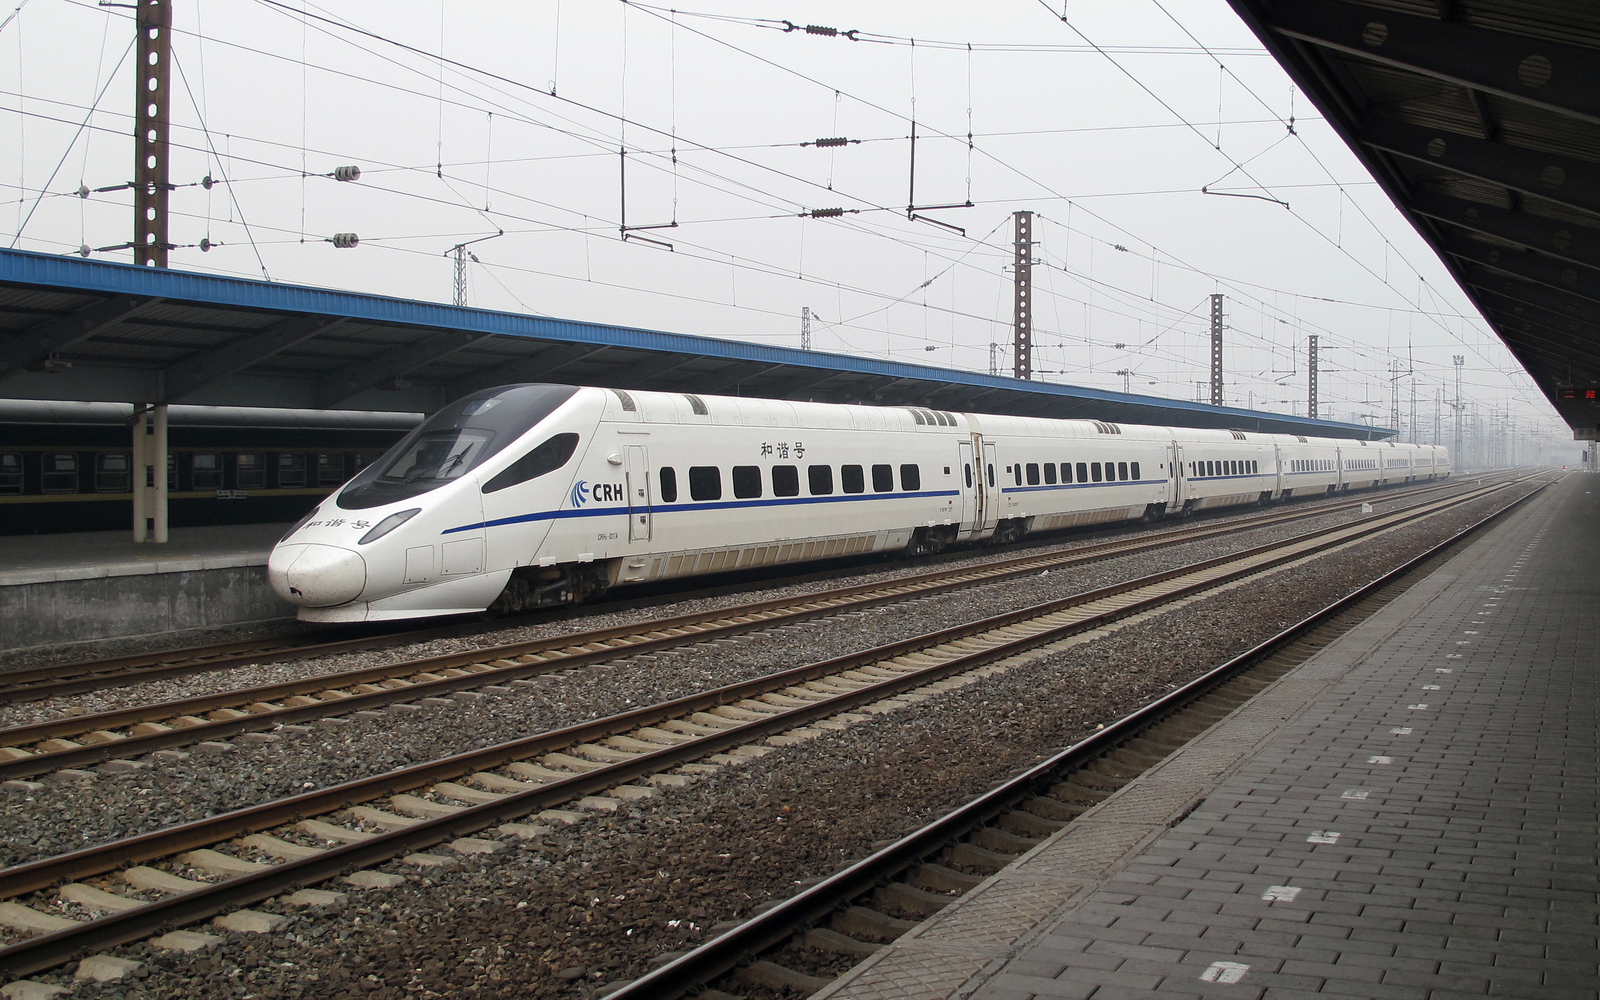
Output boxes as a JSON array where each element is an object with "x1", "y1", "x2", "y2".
[
  {"x1": 0, "y1": 473, "x2": 1540, "y2": 983},
  {"x1": 0, "y1": 474, "x2": 1528, "y2": 780},
  {"x1": 0, "y1": 472, "x2": 1507, "y2": 709},
  {"x1": 607, "y1": 475, "x2": 1553, "y2": 1000}
]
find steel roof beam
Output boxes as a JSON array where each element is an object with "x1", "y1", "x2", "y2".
[
  {"x1": 1269, "y1": 0, "x2": 1600, "y2": 126},
  {"x1": 447, "y1": 343, "x2": 609, "y2": 398},
  {"x1": 1465, "y1": 266, "x2": 1600, "y2": 334},
  {"x1": 1442, "y1": 236, "x2": 1600, "y2": 307},
  {"x1": 316, "y1": 330, "x2": 494, "y2": 407},
  {"x1": 696, "y1": 363, "x2": 790, "y2": 394},
  {"x1": 0, "y1": 295, "x2": 157, "y2": 385},
  {"x1": 163, "y1": 314, "x2": 347, "y2": 402},
  {"x1": 1412, "y1": 192, "x2": 1600, "y2": 277},
  {"x1": 1360, "y1": 115, "x2": 1600, "y2": 219},
  {"x1": 609, "y1": 354, "x2": 692, "y2": 387}
]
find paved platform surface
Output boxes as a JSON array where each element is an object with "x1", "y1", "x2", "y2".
[
  {"x1": 0, "y1": 522, "x2": 289, "y2": 587},
  {"x1": 817, "y1": 473, "x2": 1597, "y2": 1000}
]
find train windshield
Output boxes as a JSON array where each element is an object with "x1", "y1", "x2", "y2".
[{"x1": 336, "y1": 383, "x2": 579, "y2": 509}]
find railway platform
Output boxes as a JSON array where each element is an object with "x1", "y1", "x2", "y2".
[
  {"x1": 0, "y1": 523, "x2": 292, "y2": 652},
  {"x1": 816, "y1": 472, "x2": 1597, "y2": 1000}
]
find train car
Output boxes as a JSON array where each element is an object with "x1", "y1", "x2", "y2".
[
  {"x1": 0, "y1": 400, "x2": 418, "y2": 535},
  {"x1": 1339, "y1": 440, "x2": 1384, "y2": 490},
  {"x1": 1277, "y1": 434, "x2": 1343, "y2": 498},
  {"x1": 267, "y1": 384, "x2": 1450, "y2": 624}
]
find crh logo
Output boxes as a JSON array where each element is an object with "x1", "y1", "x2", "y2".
[{"x1": 570, "y1": 481, "x2": 625, "y2": 506}]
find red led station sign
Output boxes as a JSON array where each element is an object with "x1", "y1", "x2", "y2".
[{"x1": 1558, "y1": 387, "x2": 1600, "y2": 401}]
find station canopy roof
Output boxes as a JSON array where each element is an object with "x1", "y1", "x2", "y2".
[
  {"x1": 0, "y1": 246, "x2": 1383, "y2": 438},
  {"x1": 1226, "y1": 0, "x2": 1600, "y2": 435}
]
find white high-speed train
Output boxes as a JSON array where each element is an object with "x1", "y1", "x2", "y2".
[{"x1": 267, "y1": 384, "x2": 1448, "y2": 622}]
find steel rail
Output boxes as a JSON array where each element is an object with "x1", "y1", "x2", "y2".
[
  {"x1": 606, "y1": 477, "x2": 1553, "y2": 1000},
  {"x1": 0, "y1": 473, "x2": 1500, "y2": 706},
  {"x1": 0, "y1": 477, "x2": 1532, "y2": 977},
  {"x1": 0, "y1": 475, "x2": 1518, "y2": 778}
]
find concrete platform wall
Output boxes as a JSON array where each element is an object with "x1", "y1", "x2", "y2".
[{"x1": 1, "y1": 564, "x2": 292, "y2": 650}]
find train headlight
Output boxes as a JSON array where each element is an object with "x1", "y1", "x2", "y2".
[{"x1": 358, "y1": 507, "x2": 422, "y2": 544}]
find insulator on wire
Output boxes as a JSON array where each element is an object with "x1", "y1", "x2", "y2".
[
  {"x1": 78, "y1": 245, "x2": 91, "y2": 257},
  {"x1": 200, "y1": 238, "x2": 213, "y2": 253},
  {"x1": 808, "y1": 208, "x2": 846, "y2": 218},
  {"x1": 804, "y1": 24, "x2": 837, "y2": 35},
  {"x1": 332, "y1": 165, "x2": 362, "y2": 182},
  {"x1": 811, "y1": 137, "x2": 854, "y2": 148},
  {"x1": 76, "y1": 185, "x2": 90, "y2": 199},
  {"x1": 330, "y1": 233, "x2": 360, "y2": 249},
  {"x1": 201, "y1": 174, "x2": 215, "y2": 190}
]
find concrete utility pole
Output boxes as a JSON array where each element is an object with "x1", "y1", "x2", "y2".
[
  {"x1": 1209, "y1": 294, "x2": 1224, "y2": 405},
  {"x1": 133, "y1": 0, "x2": 172, "y2": 543},
  {"x1": 1307, "y1": 334, "x2": 1319, "y2": 421},
  {"x1": 1012, "y1": 210, "x2": 1034, "y2": 380}
]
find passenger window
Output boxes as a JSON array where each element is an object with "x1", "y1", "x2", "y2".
[
  {"x1": 841, "y1": 465, "x2": 865, "y2": 494},
  {"x1": 1077, "y1": 462, "x2": 1089, "y2": 483},
  {"x1": 1090, "y1": 463, "x2": 1102, "y2": 483},
  {"x1": 732, "y1": 465, "x2": 763, "y2": 499},
  {"x1": 1061, "y1": 463, "x2": 1073, "y2": 484},
  {"x1": 483, "y1": 433, "x2": 581, "y2": 494},
  {"x1": 1026, "y1": 463, "x2": 1040, "y2": 486},
  {"x1": 317, "y1": 454, "x2": 347, "y2": 485},
  {"x1": 901, "y1": 464, "x2": 922, "y2": 491},
  {"x1": 659, "y1": 466, "x2": 679, "y2": 503},
  {"x1": 192, "y1": 453, "x2": 222, "y2": 490},
  {"x1": 808, "y1": 465, "x2": 834, "y2": 495},
  {"x1": 963, "y1": 463, "x2": 973, "y2": 488},
  {"x1": 96, "y1": 453, "x2": 131, "y2": 492},
  {"x1": 984, "y1": 463, "x2": 993, "y2": 487},
  {"x1": 1043, "y1": 463, "x2": 1057, "y2": 485},
  {"x1": 236, "y1": 454, "x2": 265, "y2": 490},
  {"x1": 1012, "y1": 464, "x2": 1023, "y2": 486},
  {"x1": 1131, "y1": 462, "x2": 1140, "y2": 480},
  {"x1": 872, "y1": 464, "x2": 894, "y2": 492},
  {"x1": 1118, "y1": 462, "x2": 1128, "y2": 481},
  {"x1": 41, "y1": 453, "x2": 79, "y2": 493},
  {"x1": 772, "y1": 465, "x2": 799, "y2": 497},
  {"x1": 278, "y1": 454, "x2": 307, "y2": 488},
  {"x1": 0, "y1": 454, "x2": 20, "y2": 494},
  {"x1": 689, "y1": 466, "x2": 723, "y2": 501}
]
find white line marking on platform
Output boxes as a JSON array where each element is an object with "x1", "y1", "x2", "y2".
[
  {"x1": 1390, "y1": 727, "x2": 1413, "y2": 735},
  {"x1": 1200, "y1": 961, "x2": 1251, "y2": 984},
  {"x1": 1408, "y1": 704, "x2": 1430, "y2": 710},
  {"x1": 1367, "y1": 755, "x2": 1392, "y2": 764},
  {"x1": 1307, "y1": 831, "x2": 1340, "y2": 843},
  {"x1": 1260, "y1": 886, "x2": 1301, "y2": 903},
  {"x1": 1436, "y1": 668, "x2": 1452, "y2": 673},
  {"x1": 1341, "y1": 789, "x2": 1370, "y2": 800},
  {"x1": 1422, "y1": 685, "x2": 1441, "y2": 690}
]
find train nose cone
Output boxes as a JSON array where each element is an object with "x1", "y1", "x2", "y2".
[{"x1": 268, "y1": 543, "x2": 368, "y2": 607}]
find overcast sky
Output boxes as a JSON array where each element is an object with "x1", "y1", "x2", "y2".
[{"x1": 0, "y1": 0, "x2": 1573, "y2": 456}]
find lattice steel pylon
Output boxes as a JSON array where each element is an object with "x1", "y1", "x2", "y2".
[
  {"x1": 1307, "y1": 334, "x2": 1319, "y2": 420},
  {"x1": 134, "y1": 0, "x2": 172, "y2": 268},
  {"x1": 1209, "y1": 294, "x2": 1224, "y2": 406},
  {"x1": 1012, "y1": 211, "x2": 1034, "y2": 380}
]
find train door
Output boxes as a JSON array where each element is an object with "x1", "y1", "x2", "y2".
[
  {"x1": 958, "y1": 439, "x2": 978, "y2": 529},
  {"x1": 1166, "y1": 441, "x2": 1182, "y2": 508},
  {"x1": 625, "y1": 445, "x2": 651, "y2": 542},
  {"x1": 981, "y1": 440, "x2": 999, "y2": 532}
]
